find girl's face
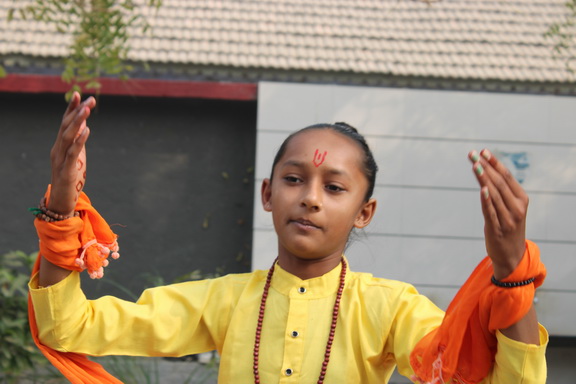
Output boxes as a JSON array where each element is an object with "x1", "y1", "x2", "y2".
[{"x1": 261, "y1": 129, "x2": 376, "y2": 263}]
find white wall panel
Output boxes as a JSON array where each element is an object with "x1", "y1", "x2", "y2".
[
  {"x1": 253, "y1": 81, "x2": 576, "y2": 336},
  {"x1": 257, "y1": 83, "x2": 576, "y2": 143},
  {"x1": 257, "y1": 129, "x2": 576, "y2": 194},
  {"x1": 345, "y1": 236, "x2": 576, "y2": 291}
]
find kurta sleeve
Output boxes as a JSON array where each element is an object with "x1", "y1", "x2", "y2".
[
  {"x1": 384, "y1": 284, "x2": 444, "y2": 379},
  {"x1": 484, "y1": 327, "x2": 548, "y2": 384},
  {"x1": 29, "y1": 270, "x2": 240, "y2": 357},
  {"x1": 386, "y1": 284, "x2": 548, "y2": 383}
]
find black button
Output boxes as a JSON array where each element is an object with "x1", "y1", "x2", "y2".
[
  {"x1": 291, "y1": 331, "x2": 299, "y2": 337},
  {"x1": 285, "y1": 368, "x2": 293, "y2": 376},
  {"x1": 298, "y1": 287, "x2": 306, "y2": 293}
]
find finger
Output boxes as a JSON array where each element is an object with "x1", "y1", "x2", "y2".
[
  {"x1": 60, "y1": 96, "x2": 96, "y2": 138},
  {"x1": 62, "y1": 105, "x2": 91, "y2": 146},
  {"x1": 62, "y1": 92, "x2": 81, "y2": 122},
  {"x1": 469, "y1": 149, "x2": 527, "y2": 223},
  {"x1": 56, "y1": 92, "x2": 81, "y2": 141},
  {"x1": 480, "y1": 149, "x2": 526, "y2": 200},
  {"x1": 480, "y1": 149, "x2": 528, "y2": 223},
  {"x1": 472, "y1": 159, "x2": 514, "y2": 230},
  {"x1": 480, "y1": 186, "x2": 500, "y2": 235},
  {"x1": 64, "y1": 126, "x2": 90, "y2": 169},
  {"x1": 481, "y1": 157, "x2": 518, "y2": 211},
  {"x1": 468, "y1": 149, "x2": 481, "y2": 164},
  {"x1": 84, "y1": 96, "x2": 96, "y2": 110}
]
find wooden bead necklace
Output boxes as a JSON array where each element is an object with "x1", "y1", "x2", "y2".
[{"x1": 253, "y1": 257, "x2": 347, "y2": 384}]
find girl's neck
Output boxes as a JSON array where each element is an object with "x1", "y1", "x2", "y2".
[{"x1": 277, "y1": 251, "x2": 343, "y2": 280}]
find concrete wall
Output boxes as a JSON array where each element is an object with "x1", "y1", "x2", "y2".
[
  {"x1": 1, "y1": 92, "x2": 257, "y2": 299},
  {"x1": 252, "y1": 81, "x2": 576, "y2": 380}
]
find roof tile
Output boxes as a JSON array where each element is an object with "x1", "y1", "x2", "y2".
[{"x1": 0, "y1": 0, "x2": 574, "y2": 82}]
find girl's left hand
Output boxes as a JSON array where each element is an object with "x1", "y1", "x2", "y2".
[{"x1": 469, "y1": 149, "x2": 528, "y2": 280}]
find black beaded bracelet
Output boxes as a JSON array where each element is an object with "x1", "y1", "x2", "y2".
[{"x1": 491, "y1": 275, "x2": 535, "y2": 288}]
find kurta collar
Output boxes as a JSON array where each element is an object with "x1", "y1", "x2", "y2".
[{"x1": 270, "y1": 256, "x2": 349, "y2": 299}]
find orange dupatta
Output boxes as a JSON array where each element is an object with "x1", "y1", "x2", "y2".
[
  {"x1": 410, "y1": 240, "x2": 546, "y2": 384},
  {"x1": 28, "y1": 186, "x2": 122, "y2": 383}
]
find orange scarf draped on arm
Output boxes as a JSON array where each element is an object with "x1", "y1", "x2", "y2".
[
  {"x1": 410, "y1": 240, "x2": 546, "y2": 384},
  {"x1": 28, "y1": 186, "x2": 122, "y2": 383}
]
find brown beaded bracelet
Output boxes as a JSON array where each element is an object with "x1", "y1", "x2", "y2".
[
  {"x1": 29, "y1": 197, "x2": 79, "y2": 222},
  {"x1": 491, "y1": 275, "x2": 535, "y2": 288}
]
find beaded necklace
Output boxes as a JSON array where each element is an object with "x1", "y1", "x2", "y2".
[{"x1": 253, "y1": 257, "x2": 347, "y2": 384}]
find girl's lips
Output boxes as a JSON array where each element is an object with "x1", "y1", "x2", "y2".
[{"x1": 291, "y1": 218, "x2": 321, "y2": 230}]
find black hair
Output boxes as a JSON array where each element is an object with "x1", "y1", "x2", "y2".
[{"x1": 270, "y1": 122, "x2": 378, "y2": 202}]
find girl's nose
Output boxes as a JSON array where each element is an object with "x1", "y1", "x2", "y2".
[{"x1": 301, "y1": 184, "x2": 323, "y2": 211}]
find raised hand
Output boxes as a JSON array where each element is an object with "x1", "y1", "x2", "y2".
[
  {"x1": 469, "y1": 149, "x2": 528, "y2": 280},
  {"x1": 47, "y1": 92, "x2": 96, "y2": 216}
]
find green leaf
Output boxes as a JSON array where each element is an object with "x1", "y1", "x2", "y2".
[
  {"x1": 85, "y1": 81, "x2": 102, "y2": 90},
  {"x1": 65, "y1": 85, "x2": 82, "y2": 102}
]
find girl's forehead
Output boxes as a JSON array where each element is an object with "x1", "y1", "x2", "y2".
[
  {"x1": 279, "y1": 129, "x2": 362, "y2": 168},
  {"x1": 283, "y1": 129, "x2": 362, "y2": 159}
]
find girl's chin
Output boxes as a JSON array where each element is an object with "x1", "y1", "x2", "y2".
[{"x1": 279, "y1": 246, "x2": 341, "y2": 261}]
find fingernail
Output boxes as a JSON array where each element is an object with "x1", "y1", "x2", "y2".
[
  {"x1": 481, "y1": 149, "x2": 492, "y2": 161},
  {"x1": 470, "y1": 150, "x2": 479, "y2": 162},
  {"x1": 474, "y1": 162, "x2": 484, "y2": 176},
  {"x1": 482, "y1": 186, "x2": 489, "y2": 200}
]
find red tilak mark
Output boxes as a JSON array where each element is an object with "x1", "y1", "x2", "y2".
[
  {"x1": 77, "y1": 158, "x2": 83, "y2": 170},
  {"x1": 313, "y1": 149, "x2": 327, "y2": 167},
  {"x1": 75, "y1": 180, "x2": 84, "y2": 192}
]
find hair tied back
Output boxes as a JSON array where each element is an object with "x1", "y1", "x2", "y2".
[{"x1": 333, "y1": 122, "x2": 358, "y2": 134}]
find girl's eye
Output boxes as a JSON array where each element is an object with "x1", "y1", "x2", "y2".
[
  {"x1": 284, "y1": 176, "x2": 302, "y2": 183},
  {"x1": 326, "y1": 184, "x2": 344, "y2": 192}
]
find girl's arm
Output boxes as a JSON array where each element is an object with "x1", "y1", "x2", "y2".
[
  {"x1": 38, "y1": 92, "x2": 96, "y2": 287},
  {"x1": 469, "y1": 149, "x2": 539, "y2": 345}
]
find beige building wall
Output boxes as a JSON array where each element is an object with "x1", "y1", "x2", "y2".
[{"x1": 252, "y1": 81, "x2": 576, "y2": 334}]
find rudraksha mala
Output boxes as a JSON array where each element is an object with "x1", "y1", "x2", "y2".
[
  {"x1": 30, "y1": 197, "x2": 79, "y2": 222},
  {"x1": 253, "y1": 257, "x2": 347, "y2": 384}
]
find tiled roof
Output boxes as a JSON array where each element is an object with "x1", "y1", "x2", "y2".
[{"x1": 0, "y1": 0, "x2": 575, "y2": 83}]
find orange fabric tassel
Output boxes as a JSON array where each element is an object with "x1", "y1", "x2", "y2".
[
  {"x1": 410, "y1": 240, "x2": 546, "y2": 384},
  {"x1": 28, "y1": 186, "x2": 122, "y2": 383}
]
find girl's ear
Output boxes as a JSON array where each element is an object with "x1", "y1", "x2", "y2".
[
  {"x1": 261, "y1": 178, "x2": 273, "y2": 212},
  {"x1": 354, "y1": 198, "x2": 377, "y2": 229}
]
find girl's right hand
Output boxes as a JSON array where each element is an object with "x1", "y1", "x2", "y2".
[{"x1": 47, "y1": 92, "x2": 96, "y2": 216}]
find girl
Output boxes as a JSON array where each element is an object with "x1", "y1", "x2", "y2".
[{"x1": 29, "y1": 93, "x2": 547, "y2": 383}]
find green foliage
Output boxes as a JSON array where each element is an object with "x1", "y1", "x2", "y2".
[
  {"x1": 0, "y1": 251, "x2": 44, "y2": 382},
  {"x1": 87, "y1": 272, "x2": 220, "y2": 383},
  {"x1": 0, "y1": 65, "x2": 6, "y2": 78},
  {"x1": 0, "y1": 250, "x2": 218, "y2": 382},
  {"x1": 173, "y1": 267, "x2": 225, "y2": 284},
  {"x1": 9, "y1": 0, "x2": 162, "y2": 100},
  {"x1": 544, "y1": 0, "x2": 576, "y2": 73}
]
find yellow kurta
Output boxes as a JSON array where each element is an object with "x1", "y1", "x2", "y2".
[{"x1": 29, "y1": 260, "x2": 547, "y2": 383}]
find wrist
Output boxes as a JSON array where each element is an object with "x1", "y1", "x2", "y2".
[
  {"x1": 46, "y1": 190, "x2": 76, "y2": 218},
  {"x1": 492, "y1": 264, "x2": 515, "y2": 280},
  {"x1": 491, "y1": 246, "x2": 526, "y2": 280},
  {"x1": 37, "y1": 197, "x2": 78, "y2": 222},
  {"x1": 45, "y1": 206, "x2": 75, "y2": 218},
  {"x1": 46, "y1": 202, "x2": 75, "y2": 218}
]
